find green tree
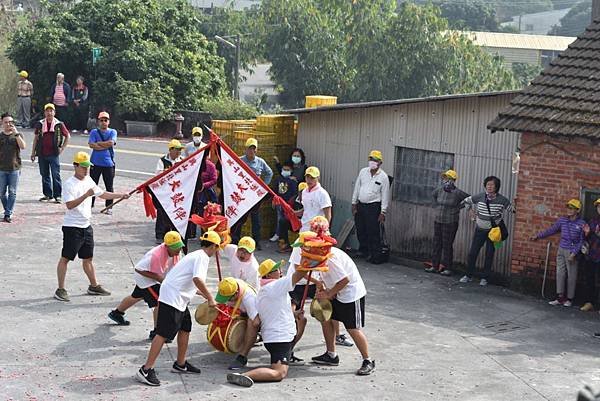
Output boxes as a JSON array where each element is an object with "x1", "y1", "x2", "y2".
[
  {"x1": 7, "y1": 0, "x2": 226, "y2": 122},
  {"x1": 511, "y1": 63, "x2": 543, "y2": 87},
  {"x1": 435, "y1": 0, "x2": 499, "y2": 31},
  {"x1": 549, "y1": 0, "x2": 591, "y2": 36}
]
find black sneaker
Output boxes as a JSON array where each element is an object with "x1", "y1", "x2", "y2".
[
  {"x1": 356, "y1": 359, "x2": 376, "y2": 375},
  {"x1": 171, "y1": 360, "x2": 201, "y2": 374},
  {"x1": 227, "y1": 372, "x2": 254, "y2": 387},
  {"x1": 108, "y1": 310, "x2": 130, "y2": 326},
  {"x1": 136, "y1": 366, "x2": 160, "y2": 386},
  {"x1": 228, "y1": 354, "x2": 248, "y2": 370},
  {"x1": 311, "y1": 352, "x2": 339, "y2": 366},
  {"x1": 289, "y1": 353, "x2": 305, "y2": 366}
]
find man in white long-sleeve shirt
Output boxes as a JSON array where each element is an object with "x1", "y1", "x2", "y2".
[{"x1": 351, "y1": 150, "x2": 390, "y2": 264}]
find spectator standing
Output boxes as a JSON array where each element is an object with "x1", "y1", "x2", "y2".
[
  {"x1": 426, "y1": 170, "x2": 469, "y2": 275},
  {"x1": 49, "y1": 73, "x2": 72, "y2": 125},
  {"x1": 274, "y1": 147, "x2": 308, "y2": 182},
  {"x1": 269, "y1": 161, "x2": 299, "y2": 252},
  {"x1": 231, "y1": 138, "x2": 273, "y2": 249},
  {"x1": 16, "y1": 70, "x2": 33, "y2": 128},
  {"x1": 460, "y1": 176, "x2": 512, "y2": 286},
  {"x1": 531, "y1": 199, "x2": 586, "y2": 307},
  {"x1": 88, "y1": 111, "x2": 117, "y2": 213},
  {"x1": 71, "y1": 76, "x2": 89, "y2": 133},
  {"x1": 0, "y1": 113, "x2": 26, "y2": 222},
  {"x1": 581, "y1": 199, "x2": 600, "y2": 312},
  {"x1": 30, "y1": 103, "x2": 70, "y2": 203},
  {"x1": 351, "y1": 150, "x2": 390, "y2": 264}
]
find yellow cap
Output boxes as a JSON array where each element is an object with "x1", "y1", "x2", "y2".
[
  {"x1": 309, "y1": 216, "x2": 330, "y2": 233},
  {"x1": 19, "y1": 70, "x2": 28, "y2": 78},
  {"x1": 298, "y1": 182, "x2": 308, "y2": 191},
  {"x1": 192, "y1": 126, "x2": 202, "y2": 136},
  {"x1": 567, "y1": 199, "x2": 581, "y2": 210},
  {"x1": 238, "y1": 236, "x2": 256, "y2": 253},
  {"x1": 443, "y1": 169, "x2": 458, "y2": 181},
  {"x1": 168, "y1": 139, "x2": 184, "y2": 150},
  {"x1": 44, "y1": 103, "x2": 55, "y2": 110},
  {"x1": 164, "y1": 231, "x2": 184, "y2": 250},
  {"x1": 215, "y1": 277, "x2": 239, "y2": 303},
  {"x1": 245, "y1": 138, "x2": 258, "y2": 148},
  {"x1": 305, "y1": 166, "x2": 320, "y2": 178},
  {"x1": 488, "y1": 226, "x2": 502, "y2": 243},
  {"x1": 258, "y1": 259, "x2": 283, "y2": 277},
  {"x1": 369, "y1": 150, "x2": 383, "y2": 161},
  {"x1": 200, "y1": 230, "x2": 221, "y2": 246},
  {"x1": 594, "y1": 198, "x2": 600, "y2": 206},
  {"x1": 73, "y1": 151, "x2": 93, "y2": 167}
]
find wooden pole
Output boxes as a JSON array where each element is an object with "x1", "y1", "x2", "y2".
[
  {"x1": 215, "y1": 250, "x2": 223, "y2": 282},
  {"x1": 99, "y1": 188, "x2": 138, "y2": 213}
]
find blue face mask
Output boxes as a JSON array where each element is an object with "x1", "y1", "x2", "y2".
[
  {"x1": 281, "y1": 170, "x2": 291, "y2": 178},
  {"x1": 291, "y1": 156, "x2": 301, "y2": 164}
]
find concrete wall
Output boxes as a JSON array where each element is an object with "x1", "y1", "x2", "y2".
[{"x1": 296, "y1": 93, "x2": 520, "y2": 278}]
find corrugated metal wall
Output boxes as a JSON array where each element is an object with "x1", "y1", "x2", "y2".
[
  {"x1": 296, "y1": 93, "x2": 520, "y2": 277},
  {"x1": 483, "y1": 47, "x2": 541, "y2": 66}
]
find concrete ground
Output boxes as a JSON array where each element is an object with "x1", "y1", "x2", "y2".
[{"x1": 1, "y1": 165, "x2": 600, "y2": 401}]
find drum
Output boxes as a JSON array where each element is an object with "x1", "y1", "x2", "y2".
[{"x1": 207, "y1": 317, "x2": 247, "y2": 354}]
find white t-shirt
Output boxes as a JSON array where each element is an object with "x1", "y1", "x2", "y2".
[
  {"x1": 62, "y1": 175, "x2": 104, "y2": 228},
  {"x1": 300, "y1": 184, "x2": 332, "y2": 232},
  {"x1": 133, "y1": 244, "x2": 178, "y2": 289},
  {"x1": 288, "y1": 247, "x2": 319, "y2": 285},
  {"x1": 229, "y1": 279, "x2": 258, "y2": 320},
  {"x1": 320, "y1": 248, "x2": 367, "y2": 304},
  {"x1": 159, "y1": 249, "x2": 210, "y2": 311},
  {"x1": 222, "y1": 244, "x2": 260, "y2": 290},
  {"x1": 257, "y1": 273, "x2": 296, "y2": 343}
]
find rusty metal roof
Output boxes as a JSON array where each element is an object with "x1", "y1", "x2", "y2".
[{"x1": 488, "y1": 21, "x2": 600, "y2": 138}]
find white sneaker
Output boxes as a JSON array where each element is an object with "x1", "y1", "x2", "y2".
[
  {"x1": 459, "y1": 275, "x2": 472, "y2": 283},
  {"x1": 269, "y1": 234, "x2": 279, "y2": 242},
  {"x1": 479, "y1": 278, "x2": 488, "y2": 286},
  {"x1": 548, "y1": 299, "x2": 563, "y2": 306},
  {"x1": 563, "y1": 300, "x2": 572, "y2": 307}
]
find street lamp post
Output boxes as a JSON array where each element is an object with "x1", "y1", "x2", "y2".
[{"x1": 215, "y1": 34, "x2": 240, "y2": 101}]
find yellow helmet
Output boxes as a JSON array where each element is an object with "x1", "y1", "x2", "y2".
[
  {"x1": 200, "y1": 230, "x2": 221, "y2": 246},
  {"x1": 215, "y1": 277, "x2": 238, "y2": 303},
  {"x1": 566, "y1": 199, "x2": 581, "y2": 210},
  {"x1": 258, "y1": 259, "x2": 283, "y2": 277},
  {"x1": 368, "y1": 150, "x2": 383, "y2": 161},
  {"x1": 163, "y1": 231, "x2": 184, "y2": 250},
  {"x1": 305, "y1": 166, "x2": 320, "y2": 178},
  {"x1": 191, "y1": 126, "x2": 202, "y2": 136},
  {"x1": 298, "y1": 182, "x2": 308, "y2": 191},
  {"x1": 168, "y1": 139, "x2": 184, "y2": 150},
  {"x1": 19, "y1": 70, "x2": 28, "y2": 78},
  {"x1": 237, "y1": 236, "x2": 256, "y2": 253},
  {"x1": 73, "y1": 151, "x2": 93, "y2": 167},
  {"x1": 443, "y1": 169, "x2": 458, "y2": 181},
  {"x1": 488, "y1": 226, "x2": 502, "y2": 243},
  {"x1": 245, "y1": 138, "x2": 258, "y2": 148}
]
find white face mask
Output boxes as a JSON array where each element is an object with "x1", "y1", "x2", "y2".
[
  {"x1": 368, "y1": 161, "x2": 379, "y2": 170},
  {"x1": 192, "y1": 137, "x2": 202, "y2": 145},
  {"x1": 291, "y1": 156, "x2": 301, "y2": 164},
  {"x1": 281, "y1": 170, "x2": 291, "y2": 177}
]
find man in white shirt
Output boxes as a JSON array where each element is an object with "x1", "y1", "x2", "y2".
[
  {"x1": 299, "y1": 166, "x2": 331, "y2": 232},
  {"x1": 136, "y1": 231, "x2": 220, "y2": 387},
  {"x1": 351, "y1": 150, "x2": 390, "y2": 264},
  {"x1": 227, "y1": 259, "x2": 306, "y2": 387},
  {"x1": 53, "y1": 152, "x2": 130, "y2": 302},
  {"x1": 221, "y1": 236, "x2": 260, "y2": 290}
]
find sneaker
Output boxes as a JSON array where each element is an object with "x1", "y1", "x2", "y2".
[
  {"x1": 136, "y1": 366, "x2": 160, "y2": 386},
  {"x1": 54, "y1": 197, "x2": 62, "y2": 204},
  {"x1": 549, "y1": 298, "x2": 564, "y2": 306},
  {"x1": 424, "y1": 267, "x2": 439, "y2": 273},
  {"x1": 108, "y1": 309, "x2": 130, "y2": 326},
  {"x1": 269, "y1": 234, "x2": 279, "y2": 242},
  {"x1": 581, "y1": 302, "x2": 594, "y2": 312},
  {"x1": 87, "y1": 285, "x2": 111, "y2": 296},
  {"x1": 479, "y1": 278, "x2": 488, "y2": 286},
  {"x1": 228, "y1": 355, "x2": 248, "y2": 370},
  {"x1": 289, "y1": 353, "x2": 305, "y2": 366},
  {"x1": 54, "y1": 288, "x2": 70, "y2": 302},
  {"x1": 171, "y1": 360, "x2": 201, "y2": 374},
  {"x1": 439, "y1": 269, "x2": 452, "y2": 276},
  {"x1": 336, "y1": 334, "x2": 354, "y2": 347},
  {"x1": 356, "y1": 359, "x2": 376, "y2": 376},
  {"x1": 563, "y1": 300, "x2": 573, "y2": 307},
  {"x1": 459, "y1": 275, "x2": 472, "y2": 283},
  {"x1": 594, "y1": 332, "x2": 600, "y2": 338},
  {"x1": 227, "y1": 373, "x2": 254, "y2": 387},
  {"x1": 3, "y1": 215, "x2": 11, "y2": 223},
  {"x1": 39, "y1": 196, "x2": 52, "y2": 202},
  {"x1": 311, "y1": 352, "x2": 339, "y2": 366}
]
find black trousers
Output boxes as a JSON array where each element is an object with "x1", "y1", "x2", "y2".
[
  {"x1": 72, "y1": 103, "x2": 88, "y2": 131},
  {"x1": 90, "y1": 165, "x2": 115, "y2": 207},
  {"x1": 581, "y1": 258, "x2": 600, "y2": 307},
  {"x1": 355, "y1": 202, "x2": 381, "y2": 257},
  {"x1": 231, "y1": 201, "x2": 262, "y2": 244},
  {"x1": 431, "y1": 221, "x2": 459, "y2": 270},
  {"x1": 466, "y1": 227, "x2": 496, "y2": 279}
]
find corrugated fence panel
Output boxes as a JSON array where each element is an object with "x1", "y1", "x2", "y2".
[
  {"x1": 404, "y1": 102, "x2": 443, "y2": 151},
  {"x1": 440, "y1": 97, "x2": 480, "y2": 157}
]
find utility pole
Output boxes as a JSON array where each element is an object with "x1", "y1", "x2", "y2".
[
  {"x1": 593, "y1": 0, "x2": 600, "y2": 22},
  {"x1": 234, "y1": 34, "x2": 240, "y2": 101}
]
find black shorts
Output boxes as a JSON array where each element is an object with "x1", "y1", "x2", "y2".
[
  {"x1": 289, "y1": 284, "x2": 316, "y2": 309},
  {"x1": 131, "y1": 284, "x2": 160, "y2": 308},
  {"x1": 154, "y1": 302, "x2": 192, "y2": 341},
  {"x1": 331, "y1": 296, "x2": 366, "y2": 330},
  {"x1": 61, "y1": 226, "x2": 94, "y2": 261},
  {"x1": 264, "y1": 341, "x2": 293, "y2": 365}
]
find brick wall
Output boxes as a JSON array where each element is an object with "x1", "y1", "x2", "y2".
[{"x1": 511, "y1": 132, "x2": 600, "y2": 295}]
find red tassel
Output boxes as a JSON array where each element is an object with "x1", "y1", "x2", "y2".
[
  {"x1": 272, "y1": 195, "x2": 301, "y2": 232},
  {"x1": 143, "y1": 187, "x2": 157, "y2": 219}
]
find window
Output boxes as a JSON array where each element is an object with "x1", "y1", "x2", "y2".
[
  {"x1": 581, "y1": 188, "x2": 600, "y2": 222},
  {"x1": 393, "y1": 147, "x2": 455, "y2": 204}
]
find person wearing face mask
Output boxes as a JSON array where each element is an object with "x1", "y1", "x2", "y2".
[
  {"x1": 426, "y1": 170, "x2": 469, "y2": 275},
  {"x1": 351, "y1": 150, "x2": 390, "y2": 264},
  {"x1": 270, "y1": 161, "x2": 299, "y2": 251},
  {"x1": 274, "y1": 148, "x2": 308, "y2": 182},
  {"x1": 183, "y1": 126, "x2": 204, "y2": 158},
  {"x1": 460, "y1": 176, "x2": 513, "y2": 286}
]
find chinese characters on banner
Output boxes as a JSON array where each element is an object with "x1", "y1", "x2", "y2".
[
  {"x1": 149, "y1": 150, "x2": 205, "y2": 236},
  {"x1": 221, "y1": 147, "x2": 268, "y2": 227}
]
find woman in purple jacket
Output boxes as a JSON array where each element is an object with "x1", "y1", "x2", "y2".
[{"x1": 531, "y1": 199, "x2": 586, "y2": 307}]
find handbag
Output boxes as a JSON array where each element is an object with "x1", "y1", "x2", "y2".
[{"x1": 485, "y1": 198, "x2": 509, "y2": 241}]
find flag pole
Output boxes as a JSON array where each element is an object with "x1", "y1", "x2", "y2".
[
  {"x1": 215, "y1": 250, "x2": 223, "y2": 282},
  {"x1": 99, "y1": 188, "x2": 139, "y2": 213}
]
